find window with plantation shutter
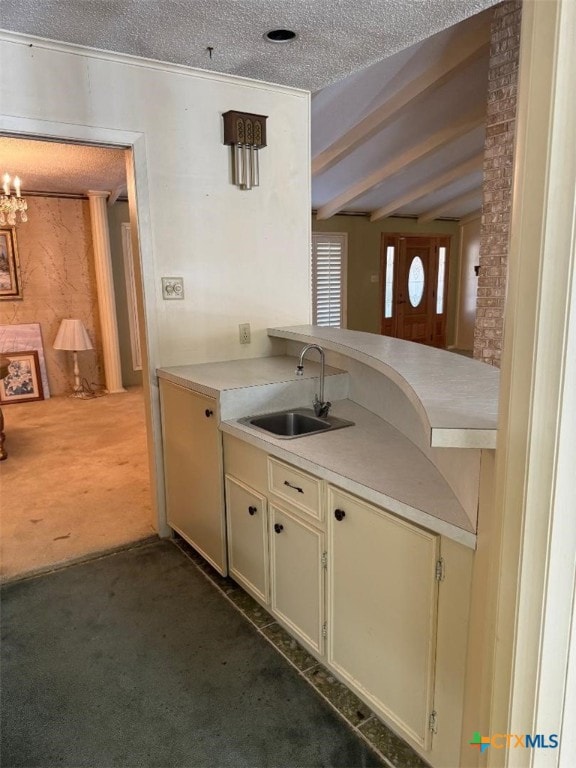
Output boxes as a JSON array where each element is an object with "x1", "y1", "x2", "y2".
[{"x1": 311, "y1": 233, "x2": 347, "y2": 327}]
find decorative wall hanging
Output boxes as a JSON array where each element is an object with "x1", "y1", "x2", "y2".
[
  {"x1": 0, "y1": 323, "x2": 51, "y2": 398},
  {"x1": 223, "y1": 110, "x2": 267, "y2": 191},
  {"x1": 0, "y1": 350, "x2": 44, "y2": 404},
  {"x1": 0, "y1": 227, "x2": 22, "y2": 300}
]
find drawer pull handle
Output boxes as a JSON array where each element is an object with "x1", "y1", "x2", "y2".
[
  {"x1": 334, "y1": 508, "x2": 346, "y2": 522},
  {"x1": 205, "y1": 409, "x2": 214, "y2": 418},
  {"x1": 274, "y1": 523, "x2": 284, "y2": 534},
  {"x1": 248, "y1": 506, "x2": 257, "y2": 516},
  {"x1": 284, "y1": 480, "x2": 304, "y2": 494}
]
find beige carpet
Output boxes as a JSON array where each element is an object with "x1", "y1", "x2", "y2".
[{"x1": 0, "y1": 387, "x2": 155, "y2": 582}]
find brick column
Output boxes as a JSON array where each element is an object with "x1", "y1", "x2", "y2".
[{"x1": 473, "y1": 0, "x2": 522, "y2": 366}]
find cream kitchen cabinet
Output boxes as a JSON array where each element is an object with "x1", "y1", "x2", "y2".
[
  {"x1": 223, "y1": 435, "x2": 325, "y2": 655},
  {"x1": 327, "y1": 485, "x2": 440, "y2": 751},
  {"x1": 158, "y1": 335, "x2": 485, "y2": 768},
  {"x1": 269, "y1": 503, "x2": 325, "y2": 655},
  {"x1": 159, "y1": 379, "x2": 227, "y2": 575},
  {"x1": 221, "y1": 434, "x2": 472, "y2": 766},
  {"x1": 225, "y1": 475, "x2": 269, "y2": 603}
]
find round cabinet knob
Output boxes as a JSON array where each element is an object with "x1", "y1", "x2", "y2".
[
  {"x1": 248, "y1": 506, "x2": 257, "y2": 516},
  {"x1": 205, "y1": 409, "x2": 214, "y2": 418},
  {"x1": 274, "y1": 523, "x2": 284, "y2": 534},
  {"x1": 334, "y1": 508, "x2": 346, "y2": 521}
]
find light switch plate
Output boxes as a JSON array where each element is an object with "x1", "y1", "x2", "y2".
[{"x1": 162, "y1": 277, "x2": 184, "y2": 300}]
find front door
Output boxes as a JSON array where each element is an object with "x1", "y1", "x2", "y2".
[{"x1": 380, "y1": 234, "x2": 450, "y2": 347}]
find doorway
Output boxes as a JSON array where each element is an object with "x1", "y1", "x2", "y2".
[
  {"x1": 0, "y1": 133, "x2": 156, "y2": 580},
  {"x1": 380, "y1": 234, "x2": 450, "y2": 347}
]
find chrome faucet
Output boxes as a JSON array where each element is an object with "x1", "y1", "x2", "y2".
[{"x1": 295, "y1": 344, "x2": 331, "y2": 418}]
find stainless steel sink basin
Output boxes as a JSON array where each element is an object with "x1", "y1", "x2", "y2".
[
  {"x1": 239, "y1": 408, "x2": 354, "y2": 439},
  {"x1": 250, "y1": 411, "x2": 330, "y2": 436}
]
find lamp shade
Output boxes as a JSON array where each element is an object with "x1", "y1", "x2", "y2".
[{"x1": 53, "y1": 319, "x2": 93, "y2": 352}]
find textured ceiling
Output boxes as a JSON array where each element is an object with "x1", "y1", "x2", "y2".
[
  {"x1": 1, "y1": 0, "x2": 498, "y2": 91},
  {"x1": 0, "y1": 138, "x2": 127, "y2": 197},
  {"x1": 0, "y1": 2, "x2": 497, "y2": 219}
]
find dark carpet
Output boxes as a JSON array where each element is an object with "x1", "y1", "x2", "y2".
[{"x1": 1, "y1": 539, "x2": 383, "y2": 768}]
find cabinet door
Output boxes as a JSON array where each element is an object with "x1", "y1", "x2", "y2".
[
  {"x1": 160, "y1": 379, "x2": 226, "y2": 575},
  {"x1": 328, "y1": 487, "x2": 439, "y2": 751},
  {"x1": 225, "y1": 475, "x2": 269, "y2": 604},
  {"x1": 270, "y1": 504, "x2": 325, "y2": 655}
]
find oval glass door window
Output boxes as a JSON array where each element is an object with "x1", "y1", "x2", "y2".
[{"x1": 408, "y1": 256, "x2": 425, "y2": 307}]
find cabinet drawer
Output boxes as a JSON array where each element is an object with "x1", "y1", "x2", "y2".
[{"x1": 268, "y1": 457, "x2": 323, "y2": 522}]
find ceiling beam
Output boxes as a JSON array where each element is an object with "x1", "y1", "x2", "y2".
[
  {"x1": 316, "y1": 111, "x2": 485, "y2": 220},
  {"x1": 370, "y1": 153, "x2": 484, "y2": 222},
  {"x1": 311, "y1": 23, "x2": 490, "y2": 178},
  {"x1": 459, "y1": 209, "x2": 483, "y2": 225},
  {"x1": 417, "y1": 187, "x2": 483, "y2": 223}
]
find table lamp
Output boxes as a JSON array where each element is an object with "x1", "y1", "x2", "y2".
[{"x1": 53, "y1": 319, "x2": 93, "y2": 397}]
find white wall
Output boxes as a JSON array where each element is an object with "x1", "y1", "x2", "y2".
[
  {"x1": 455, "y1": 216, "x2": 480, "y2": 350},
  {"x1": 0, "y1": 32, "x2": 311, "y2": 533},
  {"x1": 0, "y1": 33, "x2": 311, "y2": 368}
]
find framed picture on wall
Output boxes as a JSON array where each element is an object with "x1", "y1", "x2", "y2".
[
  {"x1": 0, "y1": 227, "x2": 23, "y2": 300},
  {"x1": 0, "y1": 323, "x2": 51, "y2": 398},
  {"x1": 0, "y1": 350, "x2": 44, "y2": 404}
]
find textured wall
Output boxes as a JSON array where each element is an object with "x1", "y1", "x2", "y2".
[
  {"x1": 473, "y1": 0, "x2": 522, "y2": 366},
  {"x1": 0, "y1": 197, "x2": 104, "y2": 395}
]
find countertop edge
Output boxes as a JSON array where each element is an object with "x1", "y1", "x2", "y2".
[
  {"x1": 268, "y1": 326, "x2": 498, "y2": 449},
  {"x1": 221, "y1": 421, "x2": 477, "y2": 550},
  {"x1": 157, "y1": 368, "x2": 220, "y2": 399}
]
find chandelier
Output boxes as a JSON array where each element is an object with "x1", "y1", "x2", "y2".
[{"x1": 1, "y1": 173, "x2": 28, "y2": 226}]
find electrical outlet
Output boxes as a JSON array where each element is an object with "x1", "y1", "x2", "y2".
[
  {"x1": 162, "y1": 277, "x2": 184, "y2": 300},
  {"x1": 238, "y1": 323, "x2": 251, "y2": 344}
]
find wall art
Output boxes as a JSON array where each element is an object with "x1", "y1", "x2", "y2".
[
  {"x1": 0, "y1": 323, "x2": 50, "y2": 398},
  {"x1": 0, "y1": 350, "x2": 44, "y2": 404},
  {"x1": 0, "y1": 227, "x2": 22, "y2": 300}
]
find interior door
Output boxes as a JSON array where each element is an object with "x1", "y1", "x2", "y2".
[{"x1": 380, "y1": 235, "x2": 449, "y2": 347}]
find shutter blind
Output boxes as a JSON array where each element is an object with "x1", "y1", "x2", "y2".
[{"x1": 312, "y1": 233, "x2": 346, "y2": 327}]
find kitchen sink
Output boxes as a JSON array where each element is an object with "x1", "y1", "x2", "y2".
[{"x1": 239, "y1": 408, "x2": 354, "y2": 439}]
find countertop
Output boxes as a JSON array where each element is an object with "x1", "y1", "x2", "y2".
[
  {"x1": 222, "y1": 399, "x2": 476, "y2": 548},
  {"x1": 157, "y1": 355, "x2": 478, "y2": 547},
  {"x1": 157, "y1": 356, "x2": 349, "y2": 422},
  {"x1": 156, "y1": 356, "x2": 340, "y2": 398},
  {"x1": 269, "y1": 326, "x2": 499, "y2": 449}
]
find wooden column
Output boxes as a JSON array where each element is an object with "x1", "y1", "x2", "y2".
[{"x1": 87, "y1": 190, "x2": 125, "y2": 394}]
